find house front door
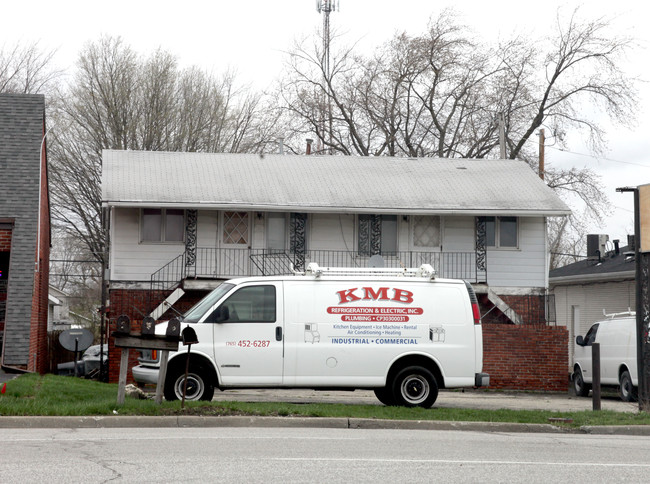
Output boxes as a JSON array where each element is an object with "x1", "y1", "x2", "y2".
[{"x1": 217, "y1": 211, "x2": 250, "y2": 277}]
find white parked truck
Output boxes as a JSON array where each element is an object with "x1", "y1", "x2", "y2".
[{"x1": 133, "y1": 264, "x2": 489, "y2": 408}]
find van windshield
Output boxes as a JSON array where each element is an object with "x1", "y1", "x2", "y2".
[
  {"x1": 583, "y1": 323, "x2": 599, "y2": 346},
  {"x1": 182, "y1": 283, "x2": 235, "y2": 323}
]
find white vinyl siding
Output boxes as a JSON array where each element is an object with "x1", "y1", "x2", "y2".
[
  {"x1": 485, "y1": 217, "x2": 546, "y2": 288},
  {"x1": 111, "y1": 207, "x2": 184, "y2": 281},
  {"x1": 110, "y1": 208, "x2": 550, "y2": 290}
]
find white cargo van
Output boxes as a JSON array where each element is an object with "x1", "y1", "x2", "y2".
[
  {"x1": 133, "y1": 264, "x2": 489, "y2": 408},
  {"x1": 572, "y1": 312, "x2": 637, "y2": 402}
]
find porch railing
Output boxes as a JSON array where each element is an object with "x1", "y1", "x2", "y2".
[{"x1": 151, "y1": 248, "x2": 486, "y2": 293}]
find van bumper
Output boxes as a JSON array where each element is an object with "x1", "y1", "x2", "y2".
[
  {"x1": 475, "y1": 373, "x2": 490, "y2": 387},
  {"x1": 132, "y1": 365, "x2": 159, "y2": 385}
]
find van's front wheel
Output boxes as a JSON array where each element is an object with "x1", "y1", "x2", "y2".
[
  {"x1": 573, "y1": 367, "x2": 590, "y2": 397},
  {"x1": 392, "y1": 366, "x2": 438, "y2": 408},
  {"x1": 164, "y1": 365, "x2": 214, "y2": 402},
  {"x1": 619, "y1": 370, "x2": 637, "y2": 402}
]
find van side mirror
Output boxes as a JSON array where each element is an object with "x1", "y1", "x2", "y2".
[{"x1": 576, "y1": 335, "x2": 584, "y2": 346}]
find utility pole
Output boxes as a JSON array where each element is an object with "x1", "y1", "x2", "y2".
[
  {"x1": 498, "y1": 113, "x2": 506, "y2": 159},
  {"x1": 316, "y1": 0, "x2": 337, "y2": 155},
  {"x1": 538, "y1": 129, "x2": 545, "y2": 180},
  {"x1": 617, "y1": 185, "x2": 650, "y2": 412}
]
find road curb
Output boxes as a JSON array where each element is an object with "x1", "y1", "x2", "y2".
[
  {"x1": 580, "y1": 425, "x2": 650, "y2": 436},
  {"x1": 348, "y1": 418, "x2": 565, "y2": 433},
  {"x1": 2, "y1": 415, "x2": 646, "y2": 434}
]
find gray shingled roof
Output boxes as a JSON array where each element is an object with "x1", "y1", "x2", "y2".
[
  {"x1": 549, "y1": 246, "x2": 636, "y2": 283},
  {"x1": 101, "y1": 150, "x2": 571, "y2": 216}
]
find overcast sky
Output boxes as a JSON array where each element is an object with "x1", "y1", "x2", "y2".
[{"x1": 3, "y1": 0, "x2": 649, "y2": 247}]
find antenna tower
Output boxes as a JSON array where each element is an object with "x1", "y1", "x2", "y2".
[{"x1": 316, "y1": 0, "x2": 337, "y2": 154}]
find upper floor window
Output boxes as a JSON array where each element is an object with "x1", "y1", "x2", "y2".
[
  {"x1": 141, "y1": 208, "x2": 184, "y2": 243},
  {"x1": 223, "y1": 211, "x2": 249, "y2": 245},
  {"x1": 358, "y1": 214, "x2": 397, "y2": 256},
  {"x1": 267, "y1": 213, "x2": 287, "y2": 251},
  {"x1": 266, "y1": 212, "x2": 309, "y2": 253},
  {"x1": 412, "y1": 215, "x2": 441, "y2": 248},
  {"x1": 485, "y1": 216, "x2": 518, "y2": 248}
]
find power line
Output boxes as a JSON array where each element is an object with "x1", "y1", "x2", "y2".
[{"x1": 547, "y1": 145, "x2": 650, "y2": 168}]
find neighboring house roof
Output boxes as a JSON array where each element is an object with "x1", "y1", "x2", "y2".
[
  {"x1": 549, "y1": 246, "x2": 636, "y2": 284},
  {"x1": 102, "y1": 150, "x2": 571, "y2": 216}
]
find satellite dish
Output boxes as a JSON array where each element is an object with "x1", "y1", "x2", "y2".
[
  {"x1": 59, "y1": 329, "x2": 94, "y2": 352},
  {"x1": 369, "y1": 254, "x2": 385, "y2": 268}
]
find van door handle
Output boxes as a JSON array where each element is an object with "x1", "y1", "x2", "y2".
[{"x1": 275, "y1": 326, "x2": 283, "y2": 341}]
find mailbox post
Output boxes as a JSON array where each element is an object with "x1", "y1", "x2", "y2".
[
  {"x1": 113, "y1": 315, "x2": 181, "y2": 405},
  {"x1": 181, "y1": 326, "x2": 199, "y2": 408}
]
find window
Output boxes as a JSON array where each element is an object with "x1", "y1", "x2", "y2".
[
  {"x1": 223, "y1": 211, "x2": 249, "y2": 245},
  {"x1": 267, "y1": 213, "x2": 286, "y2": 251},
  {"x1": 358, "y1": 214, "x2": 398, "y2": 256},
  {"x1": 484, "y1": 216, "x2": 518, "y2": 248},
  {"x1": 206, "y1": 285, "x2": 276, "y2": 323},
  {"x1": 141, "y1": 209, "x2": 184, "y2": 243},
  {"x1": 413, "y1": 216, "x2": 441, "y2": 248}
]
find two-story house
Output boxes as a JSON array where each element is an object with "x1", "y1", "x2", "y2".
[{"x1": 102, "y1": 150, "x2": 571, "y2": 389}]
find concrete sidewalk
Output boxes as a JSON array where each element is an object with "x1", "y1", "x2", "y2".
[{"x1": 208, "y1": 387, "x2": 638, "y2": 413}]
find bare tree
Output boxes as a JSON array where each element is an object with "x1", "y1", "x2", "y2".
[
  {"x1": 280, "y1": 9, "x2": 636, "y2": 266},
  {"x1": 283, "y1": 9, "x2": 635, "y2": 160},
  {"x1": 0, "y1": 41, "x2": 61, "y2": 95},
  {"x1": 49, "y1": 36, "x2": 280, "y2": 264}
]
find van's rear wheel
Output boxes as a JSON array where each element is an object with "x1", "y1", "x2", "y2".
[
  {"x1": 619, "y1": 371, "x2": 637, "y2": 402},
  {"x1": 573, "y1": 367, "x2": 590, "y2": 397},
  {"x1": 392, "y1": 366, "x2": 438, "y2": 408},
  {"x1": 374, "y1": 387, "x2": 396, "y2": 406},
  {"x1": 164, "y1": 365, "x2": 214, "y2": 402}
]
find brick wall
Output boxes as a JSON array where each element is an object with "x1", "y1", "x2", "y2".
[
  {"x1": 0, "y1": 229, "x2": 11, "y2": 250},
  {"x1": 483, "y1": 324, "x2": 569, "y2": 391}
]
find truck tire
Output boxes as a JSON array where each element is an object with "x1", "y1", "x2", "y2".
[
  {"x1": 572, "y1": 367, "x2": 590, "y2": 397},
  {"x1": 619, "y1": 370, "x2": 637, "y2": 402},
  {"x1": 164, "y1": 365, "x2": 214, "y2": 402},
  {"x1": 373, "y1": 386, "x2": 396, "y2": 406},
  {"x1": 391, "y1": 366, "x2": 438, "y2": 408}
]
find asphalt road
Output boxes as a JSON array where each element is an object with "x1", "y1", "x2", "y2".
[{"x1": 2, "y1": 426, "x2": 649, "y2": 483}]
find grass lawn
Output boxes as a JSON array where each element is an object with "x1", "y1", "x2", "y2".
[{"x1": 1, "y1": 373, "x2": 650, "y2": 429}]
